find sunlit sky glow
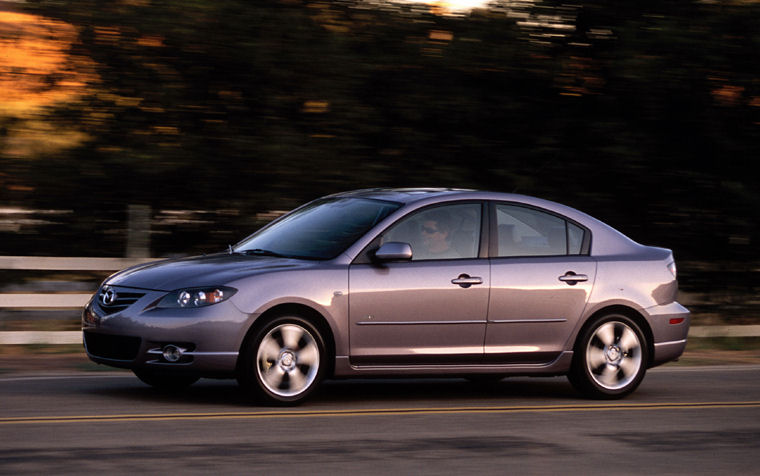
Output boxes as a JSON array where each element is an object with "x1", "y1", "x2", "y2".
[{"x1": 393, "y1": 0, "x2": 493, "y2": 14}]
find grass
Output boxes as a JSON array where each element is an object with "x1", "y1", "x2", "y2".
[
  {"x1": 0, "y1": 343, "x2": 84, "y2": 355},
  {"x1": 0, "y1": 319, "x2": 80, "y2": 332},
  {"x1": 686, "y1": 337, "x2": 760, "y2": 352}
]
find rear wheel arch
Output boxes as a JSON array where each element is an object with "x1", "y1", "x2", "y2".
[
  {"x1": 577, "y1": 305, "x2": 654, "y2": 365},
  {"x1": 569, "y1": 305, "x2": 652, "y2": 398}
]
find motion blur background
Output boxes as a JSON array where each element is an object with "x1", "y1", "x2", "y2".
[{"x1": 0, "y1": 0, "x2": 758, "y2": 344}]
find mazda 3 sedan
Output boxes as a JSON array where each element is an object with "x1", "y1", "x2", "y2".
[{"x1": 83, "y1": 189, "x2": 690, "y2": 404}]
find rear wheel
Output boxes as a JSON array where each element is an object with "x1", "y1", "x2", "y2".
[
  {"x1": 133, "y1": 369, "x2": 199, "y2": 390},
  {"x1": 238, "y1": 315, "x2": 326, "y2": 405},
  {"x1": 568, "y1": 313, "x2": 648, "y2": 399}
]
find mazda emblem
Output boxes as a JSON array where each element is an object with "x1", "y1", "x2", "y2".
[{"x1": 100, "y1": 286, "x2": 117, "y2": 306}]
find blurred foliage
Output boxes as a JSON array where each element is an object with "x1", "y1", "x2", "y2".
[{"x1": 0, "y1": 0, "x2": 758, "y2": 265}]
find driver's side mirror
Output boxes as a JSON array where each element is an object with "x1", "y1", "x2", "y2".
[{"x1": 374, "y1": 242, "x2": 413, "y2": 261}]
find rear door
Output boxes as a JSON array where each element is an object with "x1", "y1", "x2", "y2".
[{"x1": 485, "y1": 202, "x2": 596, "y2": 364}]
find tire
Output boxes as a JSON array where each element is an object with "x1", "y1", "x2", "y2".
[
  {"x1": 133, "y1": 369, "x2": 199, "y2": 390},
  {"x1": 568, "y1": 313, "x2": 649, "y2": 399},
  {"x1": 238, "y1": 315, "x2": 326, "y2": 405}
]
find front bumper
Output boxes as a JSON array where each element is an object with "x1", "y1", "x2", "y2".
[{"x1": 82, "y1": 287, "x2": 249, "y2": 376}]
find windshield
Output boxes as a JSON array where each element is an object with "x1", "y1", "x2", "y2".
[{"x1": 235, "y1": 197, "x2": 402, "y2": 259}]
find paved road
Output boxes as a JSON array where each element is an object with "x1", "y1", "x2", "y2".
[{"x1": 1, "y1": 365, "x2": 759, "y2": 474}]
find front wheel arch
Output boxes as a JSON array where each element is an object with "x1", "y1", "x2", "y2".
[{"x1": 237, "y1": 303, "x2": 336, "y2": 379}]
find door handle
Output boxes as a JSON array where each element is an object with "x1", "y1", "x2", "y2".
[
  {"x1": 451, "y1": 274, "x2": 483, "y2": 288},
  {"x1": 558, "y1": 272, "x2": 588, "y2": 286}
]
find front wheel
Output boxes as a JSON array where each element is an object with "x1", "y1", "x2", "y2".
[
  {"x1": 238, "y1": 316, "x2": 326, "y2": 405},
  {"x1": 568, "y1": 314, "x2": 649, "y2": 399}
]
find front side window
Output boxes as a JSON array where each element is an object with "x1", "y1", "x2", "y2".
[
  {"x1": 236, "y1": 197, "x2": 401, "y2": 259},
  {"x1": 495, "y1": 204, "x2": 583, "y2": 257},
  {"x1": 380, "y1": 203, "x2": 482, "y2": 261}
]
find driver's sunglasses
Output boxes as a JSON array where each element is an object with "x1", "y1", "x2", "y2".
[{"x1": 421, "y1": 226, "x2": 439, "y2": 234}]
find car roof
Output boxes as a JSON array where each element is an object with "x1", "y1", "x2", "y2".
[
  {"x1": 330, "y1": 189, "x2": 584, "y2": 214},
  {"x1": 330, "y1": 188, "x2": 579, "y2": 208},
  {"x1": 328, "y1": 188, "x2": 475, "y2": 203}
]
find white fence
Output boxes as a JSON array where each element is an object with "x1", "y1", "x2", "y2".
[
  {"x1": 1, "y1": 256, "x2": 758, "y2": 344},
  {"x1": 0, "y1": 256, "x2": 156, "y2": 344},
  {"x1": 0, "y1": 256, "x2": 156, "y2": 309}
]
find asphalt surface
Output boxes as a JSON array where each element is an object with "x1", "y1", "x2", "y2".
[{"x1": 1, "y1": 365, "x2": 759, "y2": 475}]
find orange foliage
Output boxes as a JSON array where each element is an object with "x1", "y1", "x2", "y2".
[{"x1": 0, "y1": 11, "x2": 100, "y2": 158}]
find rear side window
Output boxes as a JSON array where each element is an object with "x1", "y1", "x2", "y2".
[
  {"x1": 495, "y1": 204, "x2": 585, "y2": 257},
  {"x1": 567, "y1": 222, "x2": 584, "y2": 254}
]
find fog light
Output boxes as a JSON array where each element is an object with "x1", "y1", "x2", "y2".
[{"x1": 162, "y1": 345, "x2": 184, "y2": 362}]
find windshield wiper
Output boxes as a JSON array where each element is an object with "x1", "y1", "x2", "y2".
[
  {"x1": 239, "y1": 248, "x2": 322, "y2": 260},
  {"x1": 241, "y1": 248, "x2": 288, "y2": 258}
]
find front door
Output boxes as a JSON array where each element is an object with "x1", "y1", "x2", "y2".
[{"x1": 349, "y1": 202, "x2": 488, "y2": 365}]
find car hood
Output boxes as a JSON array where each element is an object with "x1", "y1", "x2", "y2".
[{"x1": 105, "y1": 253, "x2": 317, "y2": 291}]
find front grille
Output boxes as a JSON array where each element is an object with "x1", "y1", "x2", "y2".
[
  {"x1": 98, "y1": 290, "x2": 145, "y2": 315},
  {"x1": 84, "y1": 332, "x2": 141, "y2": 360}
]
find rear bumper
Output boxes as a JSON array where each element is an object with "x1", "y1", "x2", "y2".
[
  {"x1": 646, "y1": 301, "x2": 690, "y2": 366},
  {"x1": 653, "y1": 339, "x2": 688, "y2": 366}
]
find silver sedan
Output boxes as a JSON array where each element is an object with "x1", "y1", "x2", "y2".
[{"x1": 83, "y1": 189, "x2": 690, "y2": 404}]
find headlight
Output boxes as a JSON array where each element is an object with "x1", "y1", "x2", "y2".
[{"x1": 157, "y1": 286, "x2": 237, "y2": 308}]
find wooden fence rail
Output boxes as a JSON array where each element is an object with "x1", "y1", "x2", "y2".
[{"x1": 0, "y1": 256, "x2": 156, "y2": 309}]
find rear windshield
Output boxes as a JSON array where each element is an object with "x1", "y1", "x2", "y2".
[{"x1": 235, "y1": 197, "x2": 401, "y2": 259}]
